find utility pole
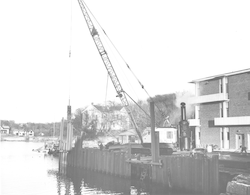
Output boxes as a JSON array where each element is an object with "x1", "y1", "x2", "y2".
[
  {"x1": 150, "y1": 101, "x2": 159, "y2": 162},
  {"x1": 66, "y1": 100, "x2": 73, "y2": 151},
  {"x1": 59, "y1": 118, "x2": 64, "y2": 151},
  {"x1": 53, "y1": 122, "x2": 56, "y2": 137}
]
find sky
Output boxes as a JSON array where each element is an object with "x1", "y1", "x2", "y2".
[{"x1": 0, "y1": 0, "x2": 249, "y2": 123}]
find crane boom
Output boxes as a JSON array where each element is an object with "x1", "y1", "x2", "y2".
[{"x1": 77, "y1": 0, "x2": 143, "y2": 144}]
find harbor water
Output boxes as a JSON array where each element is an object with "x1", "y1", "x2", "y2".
[{"x1": 1, "y1": 141, "x2": 207, "y2": 195}]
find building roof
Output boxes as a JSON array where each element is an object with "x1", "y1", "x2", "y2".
[
  {"x1": 0, "y1": 125, "x2": 10, "y2": 130},
  {"x1": 2, "y1": 125, "x2": 10, "y2": 129},
  {"x1": 92, "y1": 105, "x2": 108, "y2": 112},
  {"x1": 118, "y1": 129, "x2": 137, "y2": 136},
  {"x1": 92, "y1": 104, "x2": 123, "y2": 113},
  {"x1": 190, "y1": 68, "x2": 250, "y2": 83}
]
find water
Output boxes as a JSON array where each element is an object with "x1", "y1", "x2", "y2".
[{"x1": 0, "y1": 142, "x2": 199, "y2": 195}]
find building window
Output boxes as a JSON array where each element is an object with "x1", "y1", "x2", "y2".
[
  {"x1": 221, "y1": 131, "x2": 224, "y2": 140},
  {"x1": 167, "y1": 131, "x2": 173, "y2": 139},
  {"x1": 226, "y1": 102, "x2": 229, "y2": 117},
  {"x1": 220, "y1": 103, "x2": 223, "y2": 117},
  {"x1": 219, "y1": 79, "x2": 223, "y2": 93},
  {"x1": 220, "y1": 77, "x2": 228, "y2": 93},
  {"x1": 227, "y1": 132, "x2": 230, "y2": 140}
]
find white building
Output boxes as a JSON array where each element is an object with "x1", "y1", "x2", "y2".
[
  {"x1": 82, "y1": 104, "x2": 130, "y2": 132},
  {"x1": 143, "y1": 127, "x2": 178, "y2": 144},
  {"x1": 116, "y1": 129, "x2": 139, "y2": 144},
  {"x1": 0, "y1": 125, "x2": 10, "y2": 134}
]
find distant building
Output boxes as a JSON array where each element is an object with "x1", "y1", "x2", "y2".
[
  {"x1": 18, "y1": 130, "x2": 26, "y2": 136},
  {"x1": 142, "y1": 127, "x2": 178, "y2": 144},
  {"x1": 12, "y1": 129, "x2": 19, "y2": 135},
  {"x1": 82, "y1": 103, "x2": 130, "y2": 132},
  {"x1": 189, "y1": 68, "x2": 250, "y2": 150},
  {"x1": 12, "y1": 129, "x2": 34, "y2": 137},
  {"x1": 27, "y1": 130, "x2": 34, "y2": 137},
  {"x1": 0, "y1": 125, "x2": 10, "y2": 134},
  {"x1": 116, "y1": 129, "x2": 139, "y2": 144}
]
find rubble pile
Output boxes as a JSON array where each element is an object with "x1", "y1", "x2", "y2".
[{"x1": 221, "y1": 174, "x2": 250, "y2": 195}]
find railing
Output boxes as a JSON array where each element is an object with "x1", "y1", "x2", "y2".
[
  {"x1": 188, "y1": 118, "x2": 200, "y2": 126},
  {"x1": 189, "y1": 93, "x2": 228, "y2": 104},
  {"x1": 215, "y1": 116, "x2": 250, "y2": 126}
]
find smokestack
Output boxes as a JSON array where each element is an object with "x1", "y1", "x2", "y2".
[
  {"x1": 179, "y1": 102, "x2": 190, "y2": 151},
  {"x1": 180, "y1": 102, "x2": 186, "y2": 121}
]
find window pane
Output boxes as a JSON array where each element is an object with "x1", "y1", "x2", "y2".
[{"x1": 167, "y1": 132, "x2": 173, "y2": 139}]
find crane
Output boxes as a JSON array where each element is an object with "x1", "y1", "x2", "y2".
[{"x1": 77, "y1": 0, "x2": 143, "y2": 144}]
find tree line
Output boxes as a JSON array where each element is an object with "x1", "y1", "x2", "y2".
[
  {"x1": 72, "y1": 91, "x2": 194, "y2": 138},
  {"x1": 2, "y1": 91, "x2": 193, "y2": 139}
]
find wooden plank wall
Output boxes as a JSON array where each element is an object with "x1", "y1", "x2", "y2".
[
  {"x1": 152, "y1": 155, "x2": 219, "y2": 195},
  {"x1": 67, "y1": 147, "x2": 131, "y2": 178},
  {"x1": 58, "y1": 143, "x2": 68, "y2": 175},
  {"x1": 66, "y1": 144, "x2": 219, "y2": 195}
]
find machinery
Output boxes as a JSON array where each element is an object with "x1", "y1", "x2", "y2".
[
  {"x1": 77, "y1": 0, "x2": 143, "y2": 144},
  {"x1": 179, "y1": 102, "x2": 191, "y2": 151}
]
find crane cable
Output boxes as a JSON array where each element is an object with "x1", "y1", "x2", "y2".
[
  {"x1": 82, "y1": 1, "x2": 140, "y2": 102},
  {"x1": 104, "y1": 73, "x2": 109, "y2": 106},
  {"x1": 123, "y1": 91, "x2": 150, "y2": 119},
  {"x1": 101, "y1": 29, "x2": 165, "y2": 118},
  {"x1": 82, "y1": 1, "x2": 165, "y2": 118},
  {"x1": 83, "y1": 2, "x2": 155, "y2": 100}
]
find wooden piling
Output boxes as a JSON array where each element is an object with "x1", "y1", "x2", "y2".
[
  {"x1": 59, "y1": 118, "x2": 64, "y2": 151},
  {"x1": 150, "y1": 101, "x2": 159, "y2": 163},
  {"x1": 64, "y1": 145, "x2": 219, "y2": 194}
]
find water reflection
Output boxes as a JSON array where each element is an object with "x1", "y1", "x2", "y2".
[
  {"x1": 1, "y1": 142, "x2": 204, "y2": 195},
  {"x1": 67, "y1": 167, "x2": 130, "y2": 194},
  {"x1": 65, "y1": 167, "x2": 174, "y2": 195},
  {"x1": 47, "y1": 160, "x2": 193, "y2": 195}
]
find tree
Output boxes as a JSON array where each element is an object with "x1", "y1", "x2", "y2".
[
  {"x1": 148, "y1": 93, "x2": 179, "y2": 127},
  {"x1": 72, "y1": 107, "x2": 98, "y2": 139},
  {"x1": 72, "y1": 108, "x2": 85, "y2": 136},
  {"x1": 99, "y1": 108, "x2": 128, "y2": 133},
  {"x1": 130, "y1": 100, "x2": 151, "y2": 133},
  {"x1": 148, "y1": 91, "x2": 195, "y2": 127}
]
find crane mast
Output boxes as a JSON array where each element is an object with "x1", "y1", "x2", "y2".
[{"x1": 77, "y1": 0, "x2": 143, "y2": 144}]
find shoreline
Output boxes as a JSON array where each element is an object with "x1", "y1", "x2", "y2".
[{"x1": 0, "y1": 135, "x2": 59, "y2": 142}]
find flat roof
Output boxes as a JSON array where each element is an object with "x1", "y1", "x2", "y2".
[{"x1": 190, "y1": 68, "x2": 250, "y2": 83}]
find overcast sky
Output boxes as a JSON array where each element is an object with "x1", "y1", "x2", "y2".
[{"x1": 0, "y1": 0, "x2": 249, "y2": 123}]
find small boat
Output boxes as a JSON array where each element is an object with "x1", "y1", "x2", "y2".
[
  {"x1": 33, "y1": 140, "x2": 59, "y2": 155},
  {"x1": 32, "y1": 146, "x2": 49, "y2": 154}
]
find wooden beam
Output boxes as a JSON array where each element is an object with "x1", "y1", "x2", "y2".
[
  {"x1": 150, "y1": 101, "x2": 159, "y2": 162},
  {"x1": 59, "y1": 118, "x2": 64, "y2": 150}
]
